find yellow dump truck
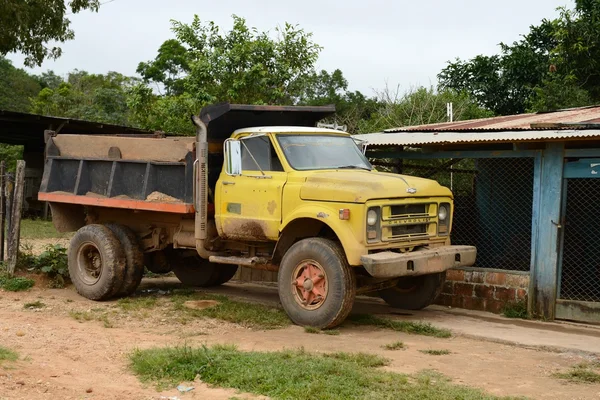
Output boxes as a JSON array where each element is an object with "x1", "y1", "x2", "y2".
[{"x1": 38, "y1": 103, "x2": 476, "y2": 328}]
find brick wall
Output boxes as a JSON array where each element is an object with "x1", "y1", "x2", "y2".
[{"x1": 436, "y1": 268, "x2": 529, "y2": 313}]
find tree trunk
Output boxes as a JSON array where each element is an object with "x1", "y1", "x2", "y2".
[{"x1": 7, "y1": 161, "x2": 25, "y2": 275}]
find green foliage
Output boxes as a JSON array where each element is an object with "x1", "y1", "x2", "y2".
[
  {"x1": 0, "y1": 271, "x2": 34, "y2": 291},
  {"x1": 0, "y1": 56, "x2": 41, "y2": 112},
  {"x1": 502, "y1": 301, "x2": 529, "y2": 319},
  {"x1": 130, "y1": 345, "x2": 515, "y2": 399},
  {"x1": 30, "y1": 70, "x2": 136, "y2": 125},
  {"x1": 420, "y1": 349, "x2": 452, "y2": 356},
  {"x1": 382, "y1": 341, "x2": 405, "y2": 350},
  {"x1": 0, "y1": 0, "x2": 100, "y2": 67},
  {"x1": 358, "y1": 86, "x2": 492, "y2": 133},
  {"x1": 18, "y1": 244, "x2": 69, "y2": 287},
  {"x1": 527, "y1": 74, "x2": 591, "y2": 112},
  {"x1": 554, "y1": 362, "x2": 600, "y2": 383},
  {"x1": 24, "y1": 300, "x2": 45, "y2": 309},
  {"x1": 0, "y1": 346, "x2": 18, "y2": 363},
  {"x1": 348, "y1": 314, "x2": 452, "y2": 338}
]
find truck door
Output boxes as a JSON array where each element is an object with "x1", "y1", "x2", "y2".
[{"x1": 216, "y1": 134, "x2": 286, "y2": 241}]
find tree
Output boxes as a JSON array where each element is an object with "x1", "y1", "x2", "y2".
[
  {"x1": 358, "y1": 86, "x2": 493, "y2": 134},
  {"x1": 0, "y1": 56, "x2": 41, "y2": 112},
  {"x1": 139, "y1": 15, "x2": 322, "y2": 105},
  {"x1": 30, "y1": 70, "x2": 135, "y2": 126},
  {"x1": 438, "y1": 19, "x2": 557, "y2": 115},
  {"x1": 0, "y1": 0, "x2": 100, "y2": 67}
]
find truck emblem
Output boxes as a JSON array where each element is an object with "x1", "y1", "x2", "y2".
[{"x1": 406, "y1": 188, "x2": 417, "y2": 194}]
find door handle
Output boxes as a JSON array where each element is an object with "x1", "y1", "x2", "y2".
[{"x1": 223, "y1": 181, "x2": 235, "y2": 186}]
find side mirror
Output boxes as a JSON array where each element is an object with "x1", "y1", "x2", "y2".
[{"x1": 225, "y1": 139, "x2": 242, "y2": 175}]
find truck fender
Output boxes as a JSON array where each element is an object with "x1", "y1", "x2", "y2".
[{"x1": 274, "y1": 206, "x2": 363, "y2": 265}]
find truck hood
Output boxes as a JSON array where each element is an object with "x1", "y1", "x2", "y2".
[{"x1": 300, "y1": 170, "x2": 452, "y2": 203}]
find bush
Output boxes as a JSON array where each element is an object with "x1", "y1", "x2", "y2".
[
  {"x1": 0, "y1": 271, "x2": 34, "y2": 291},
  {"x1": 19, "y1": 245, "x2": 69, "y2": 288}
]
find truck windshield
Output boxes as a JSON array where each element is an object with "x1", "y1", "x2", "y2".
[{"x1": 277, "y1": 135, "x2": 372, "y2": 171}]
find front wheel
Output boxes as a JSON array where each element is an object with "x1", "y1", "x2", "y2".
[
  {"x1": 378, "y1": 272, "x2": 446, "y2": 310},
  {"x1": 278, "y1": 238, "x2": 356, "y2": 329}
]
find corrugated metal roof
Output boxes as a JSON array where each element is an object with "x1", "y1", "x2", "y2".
[
  {"x1": 357, "y1": 129, "x2": 600, "y2": 147},
  {"x1": 384, "y1": 105, "x2": 600, "y2": 132},
  {"x1": 355, "y1": 105, "x2": 600, "y2": 147}
]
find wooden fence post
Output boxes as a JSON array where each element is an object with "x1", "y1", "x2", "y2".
[
  {"x1": 7, "y1": 161, "x2": 25, "y2": 275},
  {"x1": 0, "y1": 160, "x2": 5, "y2": 262},
  {"x1": 5, "y1": 172, "x2": 13, "y2": 239}
]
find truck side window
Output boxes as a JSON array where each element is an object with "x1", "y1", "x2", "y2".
[{"x1": 241, "y1": 136, "x2": 283, "y2": 172}]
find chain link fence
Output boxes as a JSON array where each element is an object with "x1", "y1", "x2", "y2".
[
  {"x1": 560, "y1": 178, "x2": 600, "y2": 302},
  {"x1": 375, "y1": 157, "x2": 535, "y2": 271}
]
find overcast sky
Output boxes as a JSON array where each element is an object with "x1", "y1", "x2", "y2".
[{"x1": 8, "y1": 0, "x2": 573, "y2": 95}]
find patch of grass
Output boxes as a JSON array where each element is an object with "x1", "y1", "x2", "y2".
[
  {"x1": 303, "y1": 326, "x2": 341, "y2": 335},
  {"x1": 382, "y1": 341, "x2": 405, "y2": 350},
  {"x1": 69, "y1": 310, "x2": 95, "y2": 322},
  {"x1": 0, "y1": 346, "x2": 18, "y2": 363},
  {"x1": 420, "y1": 349, "x2": 451, "y2": 356},
  {"x1": 554, "y1": 362, "x2": 600, "y2": 384},
  {"x1": 20, "y1": 219, "x2": 66, "y2": 239},
  {"x1": 69, "y1": 309, "x2": 113, "y2": 327},
  {"x1": 117, "y1": 296, "x2": 158, "y2": 311},
  {"x1": 130, "y1": 345, "x2": 516, "y2": 399},
  {"x1": 23, "y1": 300, "x2": 45, "y2": 309},
  {"x1": 304, "y1": 326, "x2": 321, "y2": 334},
  {"x1": 170, "y1": 292, "x2": 290, "y2": 330},
  {"x1": 0, "y1": 272, "x2": 34, "y2": 292},
  {"x1": 502, "y1": 301, "x2": 528, "y2": 319},
  {"x1": 348, "y1": 314, "x2": 452, "y2": 338}
]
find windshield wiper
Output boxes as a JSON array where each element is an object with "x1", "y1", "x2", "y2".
[{"x1": 337, "y1": 165, "x2": 372, "y2": 171}]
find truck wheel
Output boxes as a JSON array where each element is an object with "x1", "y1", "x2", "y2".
[
  {"x1": 68, "y1": 224, "x2": 126, "y2": 301},
  {"x1": 278, "y1": 238, "x2": 356, "y2": 329},
  {"x1": 144, "y1": 251, "x2": 172, "y2": 274},
  {"x1": 211, "y1": 265, "x2": 238, "y2": 286},
  {"x1": 378, "y1": 272, "x2": 446, "y2": 310},
  {"x1": 171, "y1": 254, "x2": 219, "y2": 287},
  {"x1": 105, "y1": 224, "x2": 144, "y2": 297}
]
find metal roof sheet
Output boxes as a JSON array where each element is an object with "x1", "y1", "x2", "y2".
[
  {"x1": 356, "y1": 129, "x2": 600, "y2": 147},
  {"x1": 384, "y1": 105, "x2": 600, "y2": 133}
]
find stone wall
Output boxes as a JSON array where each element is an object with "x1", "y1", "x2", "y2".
[{"x1": 435, "y1": 268, "x2": 529, "y2": 313}]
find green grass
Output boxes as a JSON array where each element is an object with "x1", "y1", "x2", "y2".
[
  {"x1": 348, "y1": 314, "x2": 452, "y2": 338},
  {"x1": 304, "y1": 326, "x2": 321, "y2": 334},
  {"x1": 130, "y1": 344, "x2": 519, "y2": 399},
  {"x1": 24, "y1": 300, "x2": 45, "y2": 309},
  {"x1": 382, "y1": 341, "x2": 405, "y2": 350},
  {"x1": 502, "y1": 302, "x2": 529, "y2": 319},
  {"x1": 554, "y1": 362, "x2": 600, "y2": 383},
  {"x1": 117, "y1": 296, "x2": 158, "y2": 311},
  {"x1": 304, "y1": 326, "x2": 341, "y2": 335},
  {"x1": 420, "y1": 349, "x2": 452, "y2": 356},
  {"x1": 20, "y1": 219, "x2": 66, "y2": 239},
  {"x1": 0, "y1": 272, "x2": 34, "y2": 291},
  {"x1": 0, "y1": 346, "x2": 18, "y2": 363},
  {"x1": 69, "y1": 309, "x2": 114, "y2": 327},
  {"x1": 170, "y1": 292, "x2": 290, "y2": 329}
]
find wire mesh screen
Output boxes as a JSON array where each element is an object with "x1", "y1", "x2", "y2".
[
  {"x1": 560, "y1": 178, "x2": 600, "y2": 302},
  {"x1": 391, "y1": 157, "x2": 534, "y2": 271}
]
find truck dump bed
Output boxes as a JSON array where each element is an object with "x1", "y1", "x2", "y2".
[{"x1": 38, "y1": 135, "x2": 197, "y2": 214}]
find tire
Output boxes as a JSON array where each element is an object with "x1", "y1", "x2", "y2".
[
  {"x1": 144, "y1": 251, "x2": 172, "y2": 274},
  {"x1": 171, "y1": 254, "x2": 220, "y2": 287},
  {"x1": 211, "y1": 265, "x2": 238, "y2": 286},
  {"x1": 378, "y1": 272, "x2": 446, "y2": 310},
  {"x1": 68, "y1": 224, "x2": 127, "y2": 301},
  {"x1": 278, "y1": 238, "x2": 356, "y2": 329},
  {"x1": 105, "y1": 224, "x2": 144, "y2": 297}
]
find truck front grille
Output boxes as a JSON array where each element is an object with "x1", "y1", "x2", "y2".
[{"x1": 381, "y1": 202, "x2": 436, "y2": 242}]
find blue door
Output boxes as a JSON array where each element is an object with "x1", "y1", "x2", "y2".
[{"x1": 556, "y1": 158, "x2": 600, "y2": 322}]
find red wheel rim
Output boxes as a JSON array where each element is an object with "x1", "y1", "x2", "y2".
[{"x1": 292, "y1": 260, "x2": 328, "y2": 310}]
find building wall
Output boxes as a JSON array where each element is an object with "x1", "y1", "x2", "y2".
[{"x1": 436, "y1": 267, "x2": 529, "y2": 313}]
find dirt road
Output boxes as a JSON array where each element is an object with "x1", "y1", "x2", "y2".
[{"x1": 1, "y1": 277, "x2": 599, "y2": 400}]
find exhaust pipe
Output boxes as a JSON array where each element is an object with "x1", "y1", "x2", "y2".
[{"x1": 191, "y1": 115, "x2": 218, "y2": 259}]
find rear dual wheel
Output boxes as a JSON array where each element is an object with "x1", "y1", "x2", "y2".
[
  {"x1": 171, "y1": 253, "x2": 238, "y2": 287},
  {"x1": 68, "y1": 224, "x2": 144, "y2": 301}
]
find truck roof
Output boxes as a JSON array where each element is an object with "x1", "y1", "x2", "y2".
[{"x1": 232, "y1": 126, "x2": 349, "y2": 135}]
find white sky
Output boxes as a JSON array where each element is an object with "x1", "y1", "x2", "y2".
[{"x1": 8, "y1": 0, "x2": 573, "y2": 95}]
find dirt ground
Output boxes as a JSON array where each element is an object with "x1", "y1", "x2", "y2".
[{"x1": 1, "y1": 276, "x2": 599, "y2": 400}]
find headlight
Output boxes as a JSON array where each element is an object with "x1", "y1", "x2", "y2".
[
  {"x1": 438, "y1": 204, "x2": 449, "y2": 221},
  {"x1": 367, "y1": 209, "x2": 378, "y2": 226}
]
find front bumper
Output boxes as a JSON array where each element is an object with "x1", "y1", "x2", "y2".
[{"x1": 360, "y1": 245, "x2": 477, "y2": 279}]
